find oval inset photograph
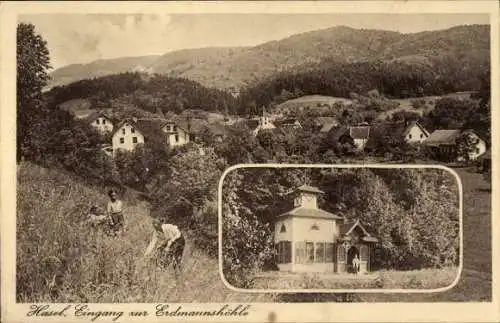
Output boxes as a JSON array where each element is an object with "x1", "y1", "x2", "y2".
[{"x1": 219, "y1": 165, "x2": 462, "y2": 293}]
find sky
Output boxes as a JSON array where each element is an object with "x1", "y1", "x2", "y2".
[{"x1": 19, "y1": 13, "x2": 489, "y2": 70}]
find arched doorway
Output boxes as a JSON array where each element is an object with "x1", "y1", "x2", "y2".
[{"x1": 347, "y1": 246, "x2": 359, "y2": 274}]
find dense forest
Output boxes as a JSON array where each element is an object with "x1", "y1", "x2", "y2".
[
  {"x1": 221, "y1": 167, "x2": 460, "y2": 288},
  {"x1": 236, "y1": 55, "x2": 489, "y2": 115},
  {"x1": 45, "y1": 72, "x2": 238, "y2": 115}
]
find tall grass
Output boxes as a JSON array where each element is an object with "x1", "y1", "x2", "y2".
[{"x1": 16, "y1": 163, "x2": 271, "y2": 302}]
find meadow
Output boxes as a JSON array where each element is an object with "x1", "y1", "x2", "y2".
[
  {"x1": 16, "y1": 163, "x2": 491, "y2": 302},
  {"x1": 251, "y1": 268, "x2": 458, "y2": 290},
  {"x1": 16, "y1": 163, "x2": 271, "y2": 303}
]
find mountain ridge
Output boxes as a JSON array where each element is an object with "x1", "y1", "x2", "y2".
[{"x1": 48, "y1": 24, "x2": 490, "y2": 91}]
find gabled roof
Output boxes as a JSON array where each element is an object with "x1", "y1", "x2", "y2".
[
  {"x1": 111, "y1": 119, "x2": 137, "y2": 137},
  {"x1": 403, "y1": 121, "x2": 430, "y2": 137},
  {"x1": 350, "y1": 126, "x2": 370, "y2": 140},
  {"x1": 423, "y1": 129, "x2": 462, "y2": 146},
  {"x1": 338, "y1": 219, "x2": 377, "y2": 242},
  {"x1": 85, "y1": 110, "x2": 116, "y2": 124},
  {"x1": 135, "y1": 118, "x2": 169, "y2": 139},
  {"x1": 278, "y1": 206, "x2": 343, "y2": 220},
  {"x1": 296, "y1": 184, "x2": 324, "y2": 194}
]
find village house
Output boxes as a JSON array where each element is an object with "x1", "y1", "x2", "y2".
[
  {"x1": 365, "y1": 121, "x2": 430, "y2": 152},
  {"x1": 86, "y1": 111, "x2": 115, "y2": 134},
  {"x1": 423, "y1": 129, "x2": 486, "y2": 161},
  {"x1": 111, "y1": 119, "x2": 145, "y2": 156},
  {"x1": 323, "y1": 125, "x2": 371, "y2": 151},
  {"x1": 275, "y1": 118, "x2": 302, "y2": 130},
  {"x1": 245, "y1": 108, "x2": 277, "y2": 136},
  {"x1": 274, "y1": 185, "x2": 377, "y2": 274}
]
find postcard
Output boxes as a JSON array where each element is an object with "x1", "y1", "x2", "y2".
[{"x1": 1, "y1": 1, "x2": 499, "y2": 322}]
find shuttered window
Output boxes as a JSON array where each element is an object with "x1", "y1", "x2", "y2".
[
  {"x1": 325, "y1": 243, "x2": 334, "y2": 262},
  {"x1": 295, "y1": 241, "x2": 306, "y2": 264},
  {"x1": 306, "y1": 242, "x2": 314, "y2": 263},
  {"x1": 276, "y1": 241, "x2": 292, "y2": 264},
  {"x1": 315, "y1": 242, "x2": 325, "y2": 263}
]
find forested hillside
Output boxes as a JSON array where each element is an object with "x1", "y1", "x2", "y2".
[
  {"x1": 45, "y1": 72, "x2": 237, "y2": 114},
  {"x1": 48, "y1": 24, "x2": 489, "y2": 91}
]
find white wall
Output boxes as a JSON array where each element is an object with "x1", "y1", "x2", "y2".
[
  {"x1": 298, "y1": 192, "x2": 317, "y2": 209},
  {"x1": 291, "y1": 217, "x2": 338, "y2": 242},
  {"x1": 112, "y1": 123, "x2": 144, "y2": 155},
  {"x1": 405, "y1": 125, "x2": 428, "y2": 143},
  {"x1": 353, "y1": 138, "x2": 368, "y2": 150},
  {"x1": 163, "y1": 124, "x2": 190, "y2": 147},
  {"x1": 92, "y1": 117, "x2": 114, "y2": 133}
]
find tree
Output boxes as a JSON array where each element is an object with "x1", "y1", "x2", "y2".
[
  {"x1": 17, "y1": 23, "x2": 51, "y2": 161},
  {"x1": 456, "y1": 132, "x2": 480, "y2": 163}
]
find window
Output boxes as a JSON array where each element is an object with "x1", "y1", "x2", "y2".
[
  {"x1": 96, "y1": 119, "x2": 100, "y2": 125},
  {"x1": 475, "y1": 147, "x2": 480, "y2": 154},
  {"x1": 119, "y1": 137, "x2": 124, "y2": 144},
  {"x1": 311, "y1": 223, "x2": 319, "y2": 230},
  {"x1": 408, "y1": 134, "x2": 412, "y2": 139},
  {"x1": 132, "y1": 137, "x2": 138, "y2": 144},
  {"x1": 325, "y1": 243, "x2": 334, "y2": 262},
  {"x1": 315, "y1": 242, "x2": 325, "y2": 263},
  {"x1": 173, "y1": 126, "x2": 177, "y2": 132},
  {"x1": 175, "y1": 134, "x2": 179, "y2": 142},
  {"x1": 131, "y1": 128, "x2": 135, "y2": 134},
  {"x1": 276, "y1": 241, "x2": 292, "y2": 264},
  {"x1": 280, "y1": 224, "x2": 286, "y2": 233},
  {"x1": 295, "y1": 242, "x2": 306, "y2": 263},
  {"x1": 420, "y1": 133, "x2": 424, "y2": 139},
  {"x1": 122, "y1": 128, "x2": 126, "y2": 135},
  {"x1": 102, "y1": 119, "x2": 106, "y2": 124},
  {"x1": 306, "y1": 242, "x2": 314, "y2": 263}
]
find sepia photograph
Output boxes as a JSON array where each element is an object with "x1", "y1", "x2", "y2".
[
  {"x1": 1, "y1": 1, "x2": 498, "y2": 322},
  {"x1": 220, "y1": 166, "x2": 461, "y2": 292}
]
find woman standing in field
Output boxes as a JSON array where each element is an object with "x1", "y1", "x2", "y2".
[
  {"x1": 107, "y1": 189, "x2": 124, "y2": 234},
  {"x1": 144, "y1": 217, "x2": 185, "y2": 273}
]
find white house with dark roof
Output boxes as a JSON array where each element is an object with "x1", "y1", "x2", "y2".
[
  {"x1": 111, "y1": 119, "x2": 145, "y2": 156},
  {"x1": 86, "y1": 111, "x2": 115, "y2": 134},
  {"x1": 423, "y1": 129, "x2": 486, "y2": 161},
  {"x1": 274, "y1": 184, "x2": 377, "y2": 273}
]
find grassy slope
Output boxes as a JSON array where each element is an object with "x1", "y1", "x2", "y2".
[
  {"x1": 16, "y1": 164, "x2": 491, "y2": 302},
  {"x1": 16, "y1": 163, "x2": 271, "y2": 302}
]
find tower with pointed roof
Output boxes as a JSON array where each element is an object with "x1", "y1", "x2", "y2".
[{"x1": 274, "y1": 184, "x2": 377, "y2": 274}]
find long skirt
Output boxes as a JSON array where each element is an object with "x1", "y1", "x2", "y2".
[{"x1": 156, "y1": 235, "x2": 185, "y2": 270}]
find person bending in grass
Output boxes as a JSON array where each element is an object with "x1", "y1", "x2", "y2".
[{"x1": 144, "y1": 217, "x2": 185, "y2": 272}]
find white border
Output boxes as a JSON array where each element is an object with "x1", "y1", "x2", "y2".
[
  {"x1": 218, "y1": 164, "x2": 464, "y2": 294},
  {"x1": 1, "y1": 2, "x2": 499, "y2": 323}
]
